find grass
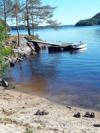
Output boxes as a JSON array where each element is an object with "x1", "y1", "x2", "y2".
[{"x1": 24, "y1": 128, "x2": 33, "y2": 133}]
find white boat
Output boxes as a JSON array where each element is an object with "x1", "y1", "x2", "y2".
[{"x1": 71, "y1": 43, "x2": 87, "y2": 50}]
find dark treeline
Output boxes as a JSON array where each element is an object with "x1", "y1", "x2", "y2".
[
  {"x1": 75, "y1": 12, "x2": 100, "y2": 26},
  {"x1": 10, "y1": 25, "x2": 74, "y2": 30},
  {"x1": 0, "y1": 0, "x2": 59, "y2": 38}
]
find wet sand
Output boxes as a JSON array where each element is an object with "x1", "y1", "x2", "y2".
[
  {"x1": 0, "y1": 85, "x2": 100, "y2": 133},
  {"x1": 13, "y1": 82, "x2": 100, "y2": 111}
]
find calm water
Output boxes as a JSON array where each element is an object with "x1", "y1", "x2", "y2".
[{"x1": 9, "y1": 26, "x2": 100, "y2": 110}]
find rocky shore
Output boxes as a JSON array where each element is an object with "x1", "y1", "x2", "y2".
[
  {"x1": 5, "y1": 36, "x2": 47, "y2": 67},
  {"x1": 0, "y1": 85, "x2": 100, "y2": 133}
]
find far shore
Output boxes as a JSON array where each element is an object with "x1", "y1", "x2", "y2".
[{"x1": 0, "y1": 84, "x2": 100, "y2": 133}]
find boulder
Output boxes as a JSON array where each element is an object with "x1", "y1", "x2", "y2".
[
  {"x1": 13, "y1": 43, "x2": 34, "y2": 56},
  {"x1": 10, "y1": 62, "x2": 15, "y2": 67},
  {"x1": 73, "y1": 112, "x2": 81, "y2": 118},
  {"x1": 0, "y1": 79, "x2": 9, "y2": 87}
]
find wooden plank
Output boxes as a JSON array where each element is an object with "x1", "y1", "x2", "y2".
[{"x1": 33, "y1": 39, "x2": 72, "y2": 46}]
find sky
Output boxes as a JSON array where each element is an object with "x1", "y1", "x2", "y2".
[{"x1": 42, "y1": 0, "x2": 100, "y2": 25}]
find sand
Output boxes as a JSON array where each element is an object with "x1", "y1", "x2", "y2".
[{"x1": 0, "y1": 87, "x2": 100, "y2": 133}]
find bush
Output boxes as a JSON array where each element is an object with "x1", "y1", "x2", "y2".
[{"x1": 1, "y1": 47, "x2": 13, "y2": 56}]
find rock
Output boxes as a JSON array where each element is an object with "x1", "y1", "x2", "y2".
[
  {"x1": 0, "y1": 79, "x2": 9, "y2": 87},
  {"x1": 11, "y1": 40, "x2": 17, "y2": 45},
  {"x1": 83, "y1": 112, "x2": 90, "y2": 117},
  {"x1": 34, "y1": 110, "x2": 49, "y2": 115},
  {"x1": 27, "y1": 42, "x2": 35, "y2": 51},
  {"x1": 66, "y1": 106, "x2": 71, "y2": 109},
  {"x1": 13, "y1": 44, "x2": 33, "y2": 56},
  {"x1": 90, "y1": 112, "x2": 95, "y2": 118},
  {"x1": 93, "y1": 124, "x2": 100, "y2": 127},
  {"x1": 25, "y1": 37, "x2": 40, "y2": 53},
  {"x1": 83, "y1": 112, "x2": 95, "y2": 118},
  {"x1": 10, "y1": 62, "x2": 15, "y2": 67},
  {"x1": 73, "y1": 112, "x2": 81, "y2": 118},
  {"x1": 30, "y1": 41, "x2": 40, "y2": 53},
  {"x1": 7, "y1": 57, "x2": 16, "y2": 67},
  {"x1": 12, "y1": 38, "x2": 38, "y2": 56}
]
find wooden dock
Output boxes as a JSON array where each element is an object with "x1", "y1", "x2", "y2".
[
  {"x1": 48, "y1": 45, "x2": 76, "y2": 52},
  {"x1": 33, "y1": 40, "x2": 75, "y2": 52},
  {"x1": 24, "y1": 37, "x2": 74, "y2": 52},
  {"x1": 29, "y1": 39, "x2": 73, "y2": 47}
]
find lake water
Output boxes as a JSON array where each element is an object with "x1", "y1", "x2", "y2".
[{"x1": 9, "y1": 26, "x2": 100, "y2": 110}]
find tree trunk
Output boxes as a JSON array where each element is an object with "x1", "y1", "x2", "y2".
[
  {"x1": 32, "y1": 16, "x2": 35, "y2": 36},
  {"x1": 26, "y1": 0, "x2": 31, "y2": 36},
  {"x1": 16, "y1": 16, "x2": 20, "y2": 47},
  {"x1": 3, "y1": 0, "x2": 7, "y2": 39},
  {"x1": 3, "y1": 0, "x2": 7, "y2": 25}
]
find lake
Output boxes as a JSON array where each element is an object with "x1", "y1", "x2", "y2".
[{"x1": 9, "y1": 26, "x2": 100, "y2": 110}]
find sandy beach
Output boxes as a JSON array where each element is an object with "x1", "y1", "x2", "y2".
[{"x1": 0, "y1": 85, "x2": 99, "y2": 133}]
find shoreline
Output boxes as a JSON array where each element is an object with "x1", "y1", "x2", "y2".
[
  {"x1": 13, "y1": 83, "x2": 100, "y2": 112},
  {"x1": 1, "y1": 35, "x2": 100, "y2": 132},
  {"x1": 0, "y1": 85, "x2": 100, "y2": 133}
]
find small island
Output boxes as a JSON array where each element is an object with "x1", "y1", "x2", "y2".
[{"x1": 75, "y1": 12, "x2": 100, "y2": 26}]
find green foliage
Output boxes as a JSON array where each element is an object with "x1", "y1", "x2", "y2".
[
  {"x1": 0, "y1": 20, "x2": 9, "y2": 40},
  {"x1": 1, "y1": 47, "x2": 13, "y2": 56},
  {"x1": 0, "y1": 58, "x2": 8, "y2": 76},
  {"x1": 0, "y1": 22, "x2": 13, "y2": 76},
  {"x1": 24, "y1": 128, "x2": 33, "y2": 133},
  {"x1": 0, "y1": 46, "x2": 13, "y2": 76},
  {"x1": 0, "y1": 23, "x2": 6, "y2": 41}
]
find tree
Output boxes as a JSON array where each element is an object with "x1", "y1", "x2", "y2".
[
  {"x1": 22, "y1": 0, "x2": 59, "y2": 36},
  {"x1": 25, "y1": 0, "x2": 31, "y2": 36},
  {"x1": 0, "y1": 0, "x2": 13, "y2": 39},
  {"x1": 12, "y1": 0, "x2": 20, "y2": 46},
  {"x1": 0, "y1": 21, "x2": 12, "y2": 75},
  {"x1": 0, "y1": 21, "x2": 7, "y2": 43},
  {"x1": 0, "y1": 0, "x2": 12, "y2": 24}
]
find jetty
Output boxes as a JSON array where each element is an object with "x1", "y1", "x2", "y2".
[
  {"x1": 24, "y1": 37, "x2": 71, "y2": 45},
  {"x1": 24, "y1": 37, "x2": 87, "y2": 53},
  {"x1": 31, "y1": 40, "x2": 75, "y2": 52},
  {"x1": 31, "y1": 39, "x2": 72, "y2": 46}
]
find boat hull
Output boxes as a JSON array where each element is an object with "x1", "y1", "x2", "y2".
[{"x1": 48, "y1": 43, "x2": 87, "y2": 53}]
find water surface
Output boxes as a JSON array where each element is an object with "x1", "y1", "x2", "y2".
[{"x1": 9, "y1": 26, "x2": 100, "y2": 110}]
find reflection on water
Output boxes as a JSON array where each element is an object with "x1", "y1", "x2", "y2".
[
  {"x1": 9, "y1": 26, "x2": 100, "y2": 110},
  {"x1": 67, "y1": 47, "x2": 87, "y2": 54}
]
